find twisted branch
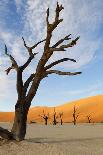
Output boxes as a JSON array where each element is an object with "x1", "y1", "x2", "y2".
[
  {"x1": 52, "y1": 34, "x2": 71, "y2": 48},
  {"x1": 24, "y1": 74, "x2": 35, "y2": 95},
  {"x1": 46, "y1": 70, "x2": 81, "y2": 76},
  {"x1": 22, "y1": 37, "x2": 46, "y2": 56},
  {"x1": 50, "y1": 37, "x2": 80, "y2": 52},
  {"x1": 5, "y1": 45, "x2": 18, "y2": 75},
  {"x1": 45, "y1": 58, "x2": 76, "y2": 70},
  {"x1": 21, "y1": 53, "x2": 38, "y2": 71}
]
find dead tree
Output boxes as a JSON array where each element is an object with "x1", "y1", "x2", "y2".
[
  {"x1": 59, "y1": 112, "x2": 63, "y2": 125},
  {"x1": 87, "y1": 115, "x2": 91, "y2": 123},
  {"x1": 40, "y1": 110, "x2": 49, "y2": 125},
  {"x1": 1, "y1": 2, "x2": 81, "y2": 141},
  {"x1": 73, "y1": 106, "x2": 79, "y2": 125},
  {"x1": 53, "y1": 107, "x2": 58, "y2": 125}
]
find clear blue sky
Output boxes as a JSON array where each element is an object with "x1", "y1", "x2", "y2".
[{"x1": 0, "y1": 0, "x2": 103, "y2": 111}]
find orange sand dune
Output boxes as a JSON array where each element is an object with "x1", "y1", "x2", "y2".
[{"x1": 0, "y1": 95, "x2": 103, "y2": 123}]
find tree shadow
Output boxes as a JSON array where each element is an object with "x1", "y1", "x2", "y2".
[{"x1": 26, "y1": 137, "x2": 103, "y2": 144}]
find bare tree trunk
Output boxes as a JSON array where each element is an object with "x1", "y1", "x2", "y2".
[
  {"x1": 73, "y1": 117, "x2": 76, "y2": 125},
  {"x1": 87, "y1": 116, "x2": 91, "y2": 123},
  {"x1": 61, "y1": 119, "x2": 63, "y2": 125},
  {"x1": 73, "y1": 113, "x2": 76, "y2": 125},
  {"x1": 53, "y1": 114, "x2": 56, "y2": 125},
  {"x1": 45, "y1": 118, "x2": 48, "y2": 125},
  {"x1": 11, "y1": 101, "x2": 29, "y2": 141},
  {"x1": 73, "y1": 106, "x2": 79, "y2": 125}
]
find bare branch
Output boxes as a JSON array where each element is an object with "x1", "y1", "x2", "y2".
[
  {"x1": 51, "y1": 37, "x2": 80, "y2": 52},
  {"x1": 5, "y1": 45, "x2": 18, "y2": 67},
  {"x1": 46, "y1": 8, "x2": 49, "y2": 25},
  {"x1": 52, "y1": 2, "x2": 64, "y2": 29},
  {"x1": 45, "y1": 58, "x2": 76, "y2": 70},
  {"x1": 52, "y1": 34, "x2": 71, "y2": 48},
  {"x1": 44, "y1": 3, "x2": 64, "y2": 52},
  {"x1": 22, "y1": 37, "x2": 46, "y2": 56},
  {"x1": 5, "y1": 46, "x2": 24, "y2": 98},
  {"x1": 26, "y1": 3, "x2": 81, "y2": 103},
  {"x1": 5, "y1": 45, "x2": 18, "y2": 74},
  {"x1": 55, "y1": 2, "x2": 64, "y2": 22},
  {"x1": 46, "y1": 2, "x2": 64, "y2": 32},
  {"x1": 21, "y1": 53, "x2": 38, "y2": 71},
  {"x1": 31, "y1": 39, "x2": 46, "y2": 49},
  {"x1": 22, "y1": 37, "x2": 33, "y2": 56},
  {"x1": 5, "y1": 66, "x2": 14, "y2": 75},
  {"x1": 46, "y1": 70, "x2": 82, "y2": 76},
  {"x1": 24, "y1": 73, "x2": 35, "y2": 95},
  {"x1": 50, "y1": 47, "x2": 66, "y2": 51}
]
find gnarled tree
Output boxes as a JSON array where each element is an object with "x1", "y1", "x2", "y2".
[
  {"x1": 87, "y1": 115, "x2": 92, "y2": 123},
  {"x1": 72, "y1": 106, "x2": 79, "y2": 125},
  {"x1": 59, "y1": 112, "x2": 63, "y2": 125},
  {"x1": 53, "y1": 107, "x2": 57, "y2": 125},
  {"x1": 1, "y1": 2, "x2": 81, "y2": 141},
  {"x1": 40, "y1": 110, "x2": 49, "y2": 125}
]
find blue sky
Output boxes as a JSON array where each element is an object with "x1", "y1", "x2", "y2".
[{"x1": 0, "y1": 0, "x2": 103, "y2": 111}]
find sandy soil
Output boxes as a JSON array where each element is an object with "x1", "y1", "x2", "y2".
[{"x1": 0, "y1": 123, "x2": 103, "y2": 155}]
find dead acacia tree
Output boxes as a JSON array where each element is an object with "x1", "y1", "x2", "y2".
[
  {"x1": 1, "y1": 2, "x2": 81, "y2": 141},
  {"x1": 87, "y1": 115, "x2": 92, "y2": 123},
  {"x1": 53, "y1": 107, "x2": 57, "y2": 125},
  {"x1": 40, "y1": 110, "x2": 49, "y2": 125},
  {"x1": 59, "y1": 112, "x2": 63, "y2": 125},
  {"x1": 72, "y1": 106, "x2": 79, "y2": 125}
]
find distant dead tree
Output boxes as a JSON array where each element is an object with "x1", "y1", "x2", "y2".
[
  {"x1": 0, "y1": 2, "x2": 81, "y2": 141},
  {"x1": 40, "y1": 110, "x2": 49, "y2": 125},
  {"x1": 87, "y1": 115, "x2": 92, "y2": 123},
  {"x1": 53, "y1": 107, "x2": 58, "y2": 125},
  {"x1": 59, "y1": 112, "x2": 63, "y2": 125},
  {"x1": 73, "y1": 106, "x2": 79, "y2": 125}
]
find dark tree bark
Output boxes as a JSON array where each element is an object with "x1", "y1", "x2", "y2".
[
  {"x1": 44, "y1": 116, "x2": 48, "y2": 125},
  {"x1": 59, "y1": 112, "x2": 63, "y2": 125},
  {"x1": 87, "y1": 115, "x2": 91, "y2": 123},
  {"x1": 0, "y1": 127, "x2": 13, "y2": 140},
  {"x1": 61, "y1": 119, "x2": 63, "y2": 125},
  {"x1": 40, "y1": 110, "x2": 49, "y2": 125},
  {"x1": 53, "y1": 114, "x2": 57, "y2": 125},
  {"x1": 73, "y1": 106, "x2": 79, "y2": 125},
  {"x1": 1, "y1": 2, "x2": 81, "y2": 141},
  {"x1": 11, "y1": 101, "x2": 29, "y2": 140},
  {"x1": 53, "y1": 107, "x2": 57, "y2": 125}
]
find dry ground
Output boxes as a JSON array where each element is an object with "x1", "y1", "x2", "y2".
[{"x1": 0, "y1": 123, "x2": 103, "y2": 155}]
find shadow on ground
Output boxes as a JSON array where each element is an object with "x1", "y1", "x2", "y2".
[{"x1": 26, "y1": 137, "x2": 103, "y2": 144}]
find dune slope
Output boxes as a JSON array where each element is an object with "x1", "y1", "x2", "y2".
[{"x1": 0, "y1": 95, "x2": 103, "y2": 123}]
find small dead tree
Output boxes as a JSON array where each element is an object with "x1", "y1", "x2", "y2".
[
  {"x1": 73, "y1": 106, "x2": 79, "y2": 125},
  {"x1": 1, "y1": 2, "x2": 81, "y2": 141},
  {"x1": 40, "y1": 110, "x2": 49, "y2": 125},
  {"x1": 87, "y1": 115, "x2": 92, "y2": 123},
  {"x1": 53, "y1": 107, "x2": 57, "y2": 125},
  {"x1": 59, "y1": 112, "x2": 63, "y2": 125}
]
